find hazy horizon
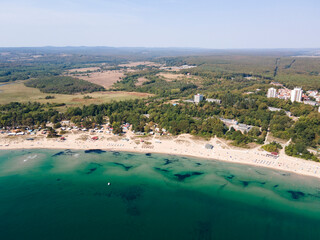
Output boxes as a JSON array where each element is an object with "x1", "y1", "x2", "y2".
[
  {"x1": 1, "y1": 46, "x2": 320, "y2": 50},
  {"x1": 1, "y1": 0, "x2": 319, "y2": 48}
]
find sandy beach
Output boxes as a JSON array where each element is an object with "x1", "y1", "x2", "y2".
[{"x1": 0, "y1": 131, "x2": 319, "y2": 179}]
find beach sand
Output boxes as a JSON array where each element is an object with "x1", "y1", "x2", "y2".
[{"x1": 0, "y1": 131, "x2": 319, "y2": 179}]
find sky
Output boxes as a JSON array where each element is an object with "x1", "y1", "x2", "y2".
[{"x1": 0, "y1": 0, "x2": 319, "y2": 48}]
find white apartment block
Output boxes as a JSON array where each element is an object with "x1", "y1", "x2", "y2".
[
  {"x1": 267, "y1": 88, "x2": 277, "y2": 98},
  {"x1": 291, "y1": 87, "x2": 303, "y2": 102},
  {"x1": 194, "y1": 94, "x2": 204, "y2": 103}
]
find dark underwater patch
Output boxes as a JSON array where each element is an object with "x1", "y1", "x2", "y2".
[
  {"x1": 255, "y1": 170, "x2": 266, "y2": 175},
  {"x1": 52, "y1": 149, "x2": 77, "y2": 157},
  {"x1": 273, "y1": 184, "x2": 279, "y2": 188},
  {"x1": 126, "y1": 206, "x2": 140, "y2": 216},
  {"x1": 52, "y1": 151, "x2": 65, "y2": 157},
  {"x1": 287, "y1": 190, "x2": 305, "y2": 200},
  {"x1": 56, "y1": 178, "x2": 61, "y2": 181},
  {"x1": 113, "y1": 162, "x2": 132, "y2": 171},
  {"x1": 218, "y1": 183, "x2": 228, "y2": 190},
  {"x1": 240, "y1": 181, "x2": 249, "y2": 187},
  {"x1": 238, "y1": 180, "x2": 265, "y2": 187},
  {"x1": 86, "y1": 168, "x2": 97, "y2": 174},
  {"x1": 195, "y1": 162, "x2": 202, "y2": 166},
  {"x1": 174, "y1": 172, "x2": 203, "y2": 181},
  {"x1": 308, "y1": 193, "x2": 320, "y2": 199},
  {"x1": 154, "y1": 167, "x2": 170, "y2": 173},
  {"x1": 93, "y1": 191, "x2": 112, "y2": 198},
  {"x1": 193, "y1": 221, "x2": 212, "y2": 239},
  {"x1": 90, "y1": 162, "x2": 102, "y2": 167},
  {"x1": 85, "y1": 162, "x2": 103, "y2": 174},
  {"x1": 22, "y1": 150, "x2": 32, "y2": 154},
  {"x1": 120, "y1": 186, "x2": 143, "y2": 202},
  {"x1": 112, "y1": 152, "x2": 120, "y2": 156},
  {"x1": 280, "y1": 172, "x2": 291, "y2": 177},
  {"x1": 145, "y1": 153, "x2": 152, "y2": 157},
  {"x1": 163, "y1": 158, "x2": 179, "y2": 165},
  {"x1": 225, "y1": 174, "x2": 235, "y2": 180},
  {"x1": 84, "y1": 149, "x2": 106, "y2": 154}
]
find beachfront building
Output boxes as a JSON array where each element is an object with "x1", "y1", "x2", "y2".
[
  {"x1": 303, "y1": 101, "x2": 319, "y2": 106},
  {"x1": 205, "y1": 144, "x2": 214, "y2": 149},
  {"x1": 206, "y1": 98, "x2": 221, "y2": 104},
  {"x1": 267, "y1": 88, "x2": 277, "y2": 98},
  {"x1": 194, "y1": 94, "x2": 204, "y2": 103},
  {"x1": 268, "y1": 107, "x2": 292, "y2": 117},
  {"x1": 183, "y1": 99, "x2": 195, "y2": 103},
  {"x1": 219, "y1": 118, "x2": 253, "y2": 133},
  {"x1": 277, "y1": 88, "x2": 291, "y2": 100},
  {"x1": 291, "y1": 87, "x2": 303, "y2": 102},
  {"x1": 268, "y1": 107, "x2": 282, "y2": 112},
  {"x1": 307, "y1": 90, "x2": 318, "y2": 97},
  {"x1": 235, "y1": 123, "x2": 252, "y2": 133},
  {"x1": 270, "y1": 82, "x2": 284, "y2": 87},
  {"x1": 219, "y1": 118, "x2": 238, "y2": 126}
]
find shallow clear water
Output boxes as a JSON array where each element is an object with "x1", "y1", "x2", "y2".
[{"x1": 0, "y1": 149, "x2": 320, "y2": 240}]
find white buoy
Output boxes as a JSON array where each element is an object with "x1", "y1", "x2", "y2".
[{"x1": 107, "y1": 182, "x2": 111, "y2": 186}]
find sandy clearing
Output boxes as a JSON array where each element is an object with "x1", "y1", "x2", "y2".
[
  {"x1": 71, "y1": 70, "x2": 125, "y2": 89},
  {"x1": 157, "y1": 72, "x2": 187, "y2": 80},
  {"x1": 119, "y1": 61, "x2": 161, "y2": 67},
  {"x1": 136, "y1": 77, "x2": 148, "y2": 86}
]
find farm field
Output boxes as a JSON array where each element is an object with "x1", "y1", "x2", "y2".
[
  {"x1": 157, "y1": 72, "x2": 187, "y2": 80},
  {"x1": 67, "y1": 70, "x2": 125, "y2": 89},
  {"x1": 66, "y1": 61, "x2": 162, "y2": 89},
  {"x1": 0, "y1": 82, "x2": 151, "y2": 108}
]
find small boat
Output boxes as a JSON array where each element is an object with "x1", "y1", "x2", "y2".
[{"x1": 107, "y1": 182, "x2": 111, "y2": 186}]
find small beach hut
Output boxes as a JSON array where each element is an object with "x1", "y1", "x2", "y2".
[{"x1": 205, "y1": 144, "x2": 214, "y2": 149}]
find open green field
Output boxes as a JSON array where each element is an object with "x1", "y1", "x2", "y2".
[{"x1": 0, "y1": 82, "x2": 151, "y2": 108}]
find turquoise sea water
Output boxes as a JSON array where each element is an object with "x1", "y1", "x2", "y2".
[{"x1": 0, "y1": 149, "x2": 320, "y2": 240}]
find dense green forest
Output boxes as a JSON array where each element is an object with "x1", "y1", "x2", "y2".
[
  {"x1": 262, "y1": 141, "x2": 283, "y2": 153},
  {"x1": 113, "y1": 71, "x2": 198, "y2": 97},
  {"x1": 25, "y1": 76, "x2": 105, "y2": 94},
  {"x1": 0, "y1": 96, "x2": 319, "y2": 161}
]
